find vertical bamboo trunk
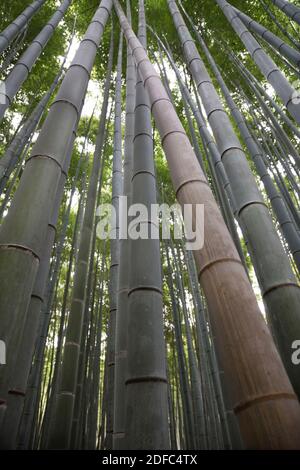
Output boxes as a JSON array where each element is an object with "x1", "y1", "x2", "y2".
[
  {"x1": 271, "y1": 0, "x2": 300, "y2": 26},
  {"x1": 0, "y1": 0, "x2": 46, "y2": 55},
  {"x1": 236, "y1": 57, "x2": 300, "y2": 142},
  {"x1": 0, "y1": 143, "x2": 30, "y2": 220},
  {"x1": 74, "y1": 243, "x2": 98, "y2": 449},
  {"x1": 165, "y1": 245, "x2": 195, "y2": 449},
  {"x1": 170, "y1": 0, "x2": 300, "y2": 398},
  {"x1": 87, "y1": 250, "x2": 106, "y2": 448},
  {"x1": 48, "y1": 33, "x2": 113, "y2": 449},
  {"x1": 174, "y1": 244, "x2": 207, "y2": 449},
  {"x1": 123, "y1": 0, "x2": 169, "y2": 450},
  {"x1": 106, "y1": 31, "x2": 123, "y2": 450},
  {"x1": 0, "y1": 130, "x2": 75, "y2": 449},
  {"x1": 195, "y1": 32, "x2": 300, "y2": 273},
  {"x1": 0, "y1": 65, "x2": 64, "y2": 191},
  {"x1": 156, "y1": 39, "x2": 247, "y2": 270},
  {"x1": 167, "y1": 366, "x2": 177, "y2": 450},
  {"x1": 17, "y1": 199, "x2": 81, "y2": 450},
  {"x1": 0, "y1": 0, "x2": 112, "y2": 445},
  {"x1": 70, "y1": 119, "x2": 110, "y2": 450},
  {"x1": 215, "y1": 0, "x2": 300, "y2": 124},
  {"x1": 113, "y1": 0, "x2": 300, "y2": 449},
  {"x1": 0, "y1": 0, "x2": 72, "y2": 122},
  {"x1": 184, "y1": 247, "x2": 234, "y2": 449},
  {"x1": 210, "y1": 24, "x2": 300, "y2": 162},
  {"x1": 33, "y1": 183, "x2": 85, "y2": 450},
  {"x1": 113, "y1": 0, "x2": 135, "y2": 450},
  {"x1": 40, "y1": 114, "x2": 97, "y2": 449}
]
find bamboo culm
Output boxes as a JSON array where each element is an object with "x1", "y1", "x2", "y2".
[
  {"x1": 48, "y1": 28, "x2": 113, "y2": 449},
  {"x1": 113, "y1": 0, "x2": 136, "y2": 451},
  {"x1": 215, "y1": 0, "x2": 300, "y2": 125},
  {"x1": 0, "y1": 129, "x2": 76, "y2": 449},
  {"x1": 0, "y1": 0, "x2": 113, "y2": 447},
  {"x1": 0, "y1": 0, "x2": 46, "y2": 55},
  {"x1": 259, "y1": 0, "x2": 300, "y2": 50},
  {"x1": 0, "y1": 66, "x2": 64, "y2": 193},
  {"x1": 165, "y1": 244, "x2": 195, "y2": 449},
  {"x1": 0, "y1": 0, "x2": 72, "y2": 123},
  {"x1": 196, "y1": 32, "x2": 300, "y2": 273},
  {"x1": 123, "y1": 0, "x2": 169, "y2": 450},
  {"x1": 271, "y1": 0, "x2": 300, "y2": 26},
  {"x1": 233, "y1": 5, "x2": 300, "y2": 67},
  {"x1": 155, "y1": 37, "x2": 247, "y2": 271},
  {"x1": 105, "y1": 31, "x2": 123, "y2": 450}
]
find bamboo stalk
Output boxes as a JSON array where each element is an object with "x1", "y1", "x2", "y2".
[
  {"x1": 0, "y1": 0, "x2": 46, "y2": 55},
  {"x1": 0, "y1": 0, "x2": 72, "y2": 122},
  {"x1": 113, "y1": 0, "x2": 136, "y2": 451},
  {"x1": 0, "y1": 0, "x2": 113, "y2": 447},
  {"x1": 233, "y1": 5, "x2": 300, "y2": 67},
  {"x1": 123, "y1": 0, "x2": 169, "y2": 450},
  {"x1": 271, "y1": 0, "x2": 300, "y2": 26},
  {"x1": 215, "y1": 0, "x2": 300, "y2": 125}
]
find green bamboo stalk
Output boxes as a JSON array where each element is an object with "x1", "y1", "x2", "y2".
[
  {"x1": 0, "y1": 0, "x2": 46, "y2": 55},
  {"x1": 123, "y1": 0, "x2": 169, "y2": 450},
  {"x1": 195, "y1": 32, "x2": 300, "y2": 273},
  {"x1": 260, "y1": 0, "x2": 300, "y2": 50},
  {"x1": 48, "y1": 31, "x2": 113, "y2": 449},
  {"x1": 215, "y1": 0, "x2": 300, "y2": 125},
  {"x1": 113, "y1": 0, "x2": 135, "y2": 450},
  {"x1": 0, "y1": 0, "x2": 72, "y2": 122},
  {"x1": 271, "y1": 0, "x2": 300, "y2": 26},
  {"x1": 105, "y1": 30, "x2": 123, "y2": 450},
  {"x1": 233, "y1": 5, "x2": 300, "y2": 67},
  {"x1": 0, "y1": 3, "x2": 113, "y2": 439},
  {"x1": 0, "y1": 26, "x2": 75, "y2": 192},
  {"x1": 165, "y1": 244, "x2": 195, "y2": 449},
  {"x1": 0, "y1": 128, "x2": 76, "y2": 449}
]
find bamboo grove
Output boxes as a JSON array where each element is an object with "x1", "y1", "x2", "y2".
[{"x1": 0, "y1": 0, "x2": 300, "y2": 450}]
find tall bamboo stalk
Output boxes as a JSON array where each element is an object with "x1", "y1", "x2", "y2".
[
  {"x1": 153, "y1": 36, "x2": 247, "y2": 270},
  {"x1": 0, "y1": 127, "x2": 76, "y2": 449},
  {"x1": 260, "y1": 0, "x2": 300, "y2": 50},
  {"x1": 0, "y1": 0, "x2": 46, "y2": 55},
  {"x1": 113, "y1": 0, "x2": 300, "y2": 449},
  {"x1": 165, "y1": 244, "x2": 194, "y2": 449},
  {"x1": 233, "y1": 5, "x2": 300, "y2": 67},
  {"x1": 0, "y1": 65, "x2": 65, "y2": 192},
  {"x1": 87, "y1": 247, "x2": 106, "y2": 448},
  {"x1": 106, "y1": 30, "x2": 123, "y2": 450},
  {"x1": 0, "y1": 0, "x2": 72, "y2": 122},
  {"x1": 113, "y1": 0, "x2": 135, "y2": 451},
  {"x1": 173, "y1": 244, "x2": 207, "y2": 449},
  {"x1": 195, "y1": 32, "x2": 300, "y2": 273},
  {"x1": 0, "y1": 0, "x2": 113, "y2": 445},
  {"x1": 123, "y1": 0, "x2": 169, "y2": 450},
  {"x1": 271, "y1": 0, "x2": 300, "y2": 26},
  {"x1": 48, "y1": 33, "x2": 113, "y2": 449},
  {"x1": 39, "y1": 112, "x2": 96, "y2": 449},
  {"x1": 0, "y1": 23, "x2": 77, "y2": 193},
  {"x1": 215, "y1": 0, "x2": 300, "y2": 125}
]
